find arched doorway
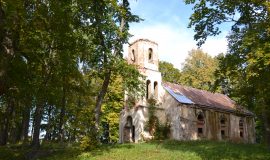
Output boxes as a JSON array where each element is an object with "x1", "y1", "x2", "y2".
[{"x1": 123, "y1": 116, "x2": 135, "y2": 142}]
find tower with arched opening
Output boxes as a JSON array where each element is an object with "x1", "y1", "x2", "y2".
[
  {"x1": 127, "y1": 39, "x2": 162, "y2": 104},
  {"x1": 120, "y1": 39, "x2": 163, "y2": 143}
]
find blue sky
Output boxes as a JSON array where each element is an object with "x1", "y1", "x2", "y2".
[{"x1": 124, "y1": 0, "x2": 230, "y2": 69}]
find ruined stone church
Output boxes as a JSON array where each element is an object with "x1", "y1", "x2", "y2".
[{"x1": 119, "y1": 39, "x2": 255, "y2": 143}]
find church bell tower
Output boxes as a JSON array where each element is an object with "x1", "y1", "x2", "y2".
[
  {"x1": 127, "y1": 39, "x2": 162, "y2": 104},
  {"x1": 120, "y1": 39, "x2": 163, "y2": 143}
]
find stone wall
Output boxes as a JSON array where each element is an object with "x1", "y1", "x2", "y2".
[
  {"x1": 119, "y1": 106, "x2": 149, "y2": 143},
  {"x1": 120, "y1": 83, "x2": 255, "y2": 143},
  {"x1": 165, "y1": 103, "x2": 255, "y2": 143}
]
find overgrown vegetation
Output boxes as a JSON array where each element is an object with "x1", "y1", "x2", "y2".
[
  {"x1": 1, "y1": 141, "x2": 269, "y2": 160},
  {"x1": 145, "y1": 98, "x2": 170, "y2": 140}
]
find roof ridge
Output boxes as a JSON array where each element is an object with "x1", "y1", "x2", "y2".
[{"x1": 162, "y1": 81, "x2": 223, "y2": 96}]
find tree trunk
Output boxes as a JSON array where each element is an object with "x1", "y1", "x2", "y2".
[
  {"x1": 21, "y1": 106, "x2": 30, "y2": 143},
  {"x1": 10, "y1": 123, "x2": 21, "y2": 144},
  {"x1": 0, "y1": 3, "x2": 6, "y2": 96},
  {"x1": 58, "y1": 78, "x2": 66, "y2": 142},
  {"x1": 95, "y1": 71, "x2": 111, "y2": 130},
  {"x1": 0, "y1": 99, "x2": 14, "y2": 145},
  {"x1": 31, "y1": 102, "x2": 44, "y2": 148},
  {"x1": 0, "y1": 117, "x2": 8, "y2": 146},
  {"x1": 9, "y1": 102, "x2": 19, "y2": 144},
  {"x1": 44, "y1": 105, "x2": 52, "y2": 141},
  {"x1": 93, "y1": 0, "x2": 127, "y2": 131}
]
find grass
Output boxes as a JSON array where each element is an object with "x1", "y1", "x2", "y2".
[{"x1": 1, "y1": 140, "x2": 270, "y2": 160}]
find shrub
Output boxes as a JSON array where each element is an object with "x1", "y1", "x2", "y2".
[
  {"x1": 154, "y1": 122, "x2": 170, "y2": 140},
  {"x1": 79, "y1": 131, "x2": 99, "y2": 151},
  {"x1": 145, "y1": 98, "x2": 170, "y2": 140}
]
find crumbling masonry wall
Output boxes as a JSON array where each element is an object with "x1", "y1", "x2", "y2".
[{"x1": 165, "y1": 102, "x2": 255, "y2": 143}]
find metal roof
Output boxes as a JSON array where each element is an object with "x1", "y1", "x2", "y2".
[
  {"x1": 162, "y1": 82, "x2": 253, "y2": 116},
  {"x1": 164, "y1": 86, "x2": 193, "y2": 104}
]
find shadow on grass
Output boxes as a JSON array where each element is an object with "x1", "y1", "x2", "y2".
[
  {"x1": 0, "y1": 144, "x2": 32, "y2": 160},
  {"x1": 0, "y1": 143, "x2": 81, "y2": 160},
  {"x1": 0, "y1": 142, "x2": 135, "y2": 160},
  {"x1": 154, "y1": 140, "x2": 270, "y2": 160},
  {"x1": 38, "y1": 143, "x2": 135, "y2": 160}
]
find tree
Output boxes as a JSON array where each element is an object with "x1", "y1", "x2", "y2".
[
  {"x1": 185, "y1": 0, "x2": 270, "y2": 146},
  {"x1": 180, "y1": 49, "x2": 218, "y2": 91},
  {"x1": 0, "y1": 0, "x2": 143, "y2": 149},
  {"x1": 101, "y1": 76, "x2": 124, "y2": 143},
  {"x1": 101, "y1": 59, "x2": 145, "y2": 143},
  {"x1": 91, "y1": 0, "x2": 141, "y2": 133},
  {"x1": 159, "y1": 61, "x2": 181, "y2": 84}
]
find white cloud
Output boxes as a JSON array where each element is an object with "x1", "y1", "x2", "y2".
[
  {"x1": 124, "y1": 23, "x2": 228, "y2": 70},
  {"x1": 201, "y1": 32, "x2": 228, "y2": 56}
]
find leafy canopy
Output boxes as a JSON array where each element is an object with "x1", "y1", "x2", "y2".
[
  {"x1": 185, "y1": 0, "x2": 270, "y2": 145},
  {"x1": 180, "y1": 49, "x2": 218, "y2": 91}
]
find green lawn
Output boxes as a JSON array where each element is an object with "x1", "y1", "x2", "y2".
[{"x1": 1, "y1": 141, "x2": 270, "y2": 160}]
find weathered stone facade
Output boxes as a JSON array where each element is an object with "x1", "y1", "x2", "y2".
[{"x1": 119, "y1": 39, "x2": 255, "y2": 143}]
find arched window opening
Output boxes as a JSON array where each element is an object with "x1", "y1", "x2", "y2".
[
  {"x1": 154, "y1": 81, "x2": 158, "y2": 99},
  {"x1": 131, "y1": 49, "x2": 135, "y2": 62},
  {"x1": 146, "y1": 80, "x2": 151, "y2": 99},
  {"x1": 148, "y1": 48, "x2": 153, "y2": 63},
  {"x1": 197, "y1": 114, "x2": 204, "y2": 121},
  {"x1": 220, "y1": 116, "x2": 227, "y2": 139},
  {"x1": 197, "y1": 113, "x2": 204, "y2": 137},
  {"x1": 220, "y1": 119, "x2": 226, "y2": 124},
  {"x1": 239, "y1": 118, "x2": 244, "y2": 138}
]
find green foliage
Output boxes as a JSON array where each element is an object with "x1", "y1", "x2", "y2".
[
  {"x1": 117, "y1": 60, "x2": 145, "y2": 99},
  {"x1": 145, "y1": 98, "x2": 170, "y2": 140},
  {"x1": 180, "y1": 49, "x2": 219, "y2": 91},
  {"x1": 0, "y1": 0, "x2": 143, "y2": 149},
  {"x1": 255, "y1": 118, "x2": 264, "y2": 143},
  {"x1": 154, "y1": 123, "x2": 171, "y2": 140},
  {"x1": 101, "y1": 76, "x2": 124, "y2": 143},
  {"x1": 79, "y1": 134, "x2": 98, "y2": 151},
  {"x1": 146, "y1": 98, "x2": 158, "y2": 136},
  {"x1": 185, "y1": 0, "x2": 270, "y2": 145},
  {"x1": 159, "y1": 61, "x2": 181, "y2": 84},
  {"x1": 159, "y1": 50, "x2": 218, "y2": 92},
  {"x1": 98, "y1": 60, "x2": 144, "y2": 143}
]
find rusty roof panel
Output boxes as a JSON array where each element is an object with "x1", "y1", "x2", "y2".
[{"x1": 162, "y1": 82, "x2": 253, "y2": 116}]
